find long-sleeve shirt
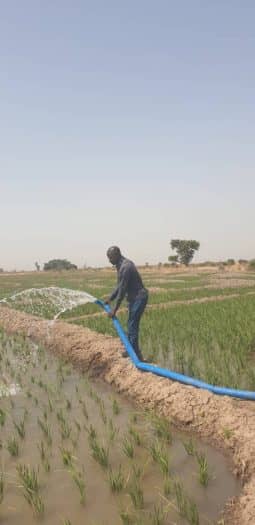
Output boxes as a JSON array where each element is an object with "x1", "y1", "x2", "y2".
[{"x1": 109, "y1": 256, "x2": 146, "y2": 310}]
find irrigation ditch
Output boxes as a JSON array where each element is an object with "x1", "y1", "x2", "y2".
[{"x1": 0, "y1": 305, "x2": 255, "y2": 524}]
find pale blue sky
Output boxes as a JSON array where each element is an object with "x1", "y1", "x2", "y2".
[{"x1": 1, "y1": 1, "x2": 254, "y2": 270}]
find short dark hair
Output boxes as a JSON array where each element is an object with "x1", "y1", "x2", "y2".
[{"x1": 106, "y1": 246, "x2": 121, "y2": 258}]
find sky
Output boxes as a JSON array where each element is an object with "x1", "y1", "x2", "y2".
[{"x1": 1, "y1": 1, "x2": 255, "y2": 270}]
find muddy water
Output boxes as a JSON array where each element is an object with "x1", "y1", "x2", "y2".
[{"x1": 0, "y1": 333, "x2": 240, "y2": 525}]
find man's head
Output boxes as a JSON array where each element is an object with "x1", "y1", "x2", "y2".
[{"x1": 107, "y1": 246, "x2": 121, "y2": 265}]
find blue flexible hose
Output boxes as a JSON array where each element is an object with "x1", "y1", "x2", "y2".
[{"x1": 96, "y1": 299, "x2": 255, "y2": 401}]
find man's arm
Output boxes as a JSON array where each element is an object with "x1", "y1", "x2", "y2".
[
  {"x1": 105, "y1": 285, "x2": 119, "y2": 303},
  {"x1": 108, "y1": 266, "x2": 129, "y2": 316}
]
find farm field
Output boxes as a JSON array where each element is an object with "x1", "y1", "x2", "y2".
[
  {"x1": 1, "y1": 267, "x2": 254, "y2": 391},
  {"x1": 1, "y1": 267, "x2": 255, "y2": 524},
  {"x1": 0, "y1": 330, "x2": 239, "y2": 524}
]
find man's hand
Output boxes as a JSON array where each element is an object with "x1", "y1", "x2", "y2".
[
  {"x1": 104, "y1": 297, "x2": 111, "y2": 305},
  {"x1": 107, "y1": 309, "x2": 117, "y2": 318}
]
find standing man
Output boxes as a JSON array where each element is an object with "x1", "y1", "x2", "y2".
[{"x1": 105, "y1": 246, "x2": 148, "y2": 362}]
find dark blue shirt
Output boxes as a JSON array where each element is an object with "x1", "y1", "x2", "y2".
[{"x1": 109, "y1": 256, "x2": 147, "y2": 309}]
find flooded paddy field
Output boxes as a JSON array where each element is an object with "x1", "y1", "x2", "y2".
[
  {"x1": 1, "y1": 268, "x2": 255, "y2": 523},
  {"x1": 0, "y1": 330, "x2": 239, "y2": 524}
]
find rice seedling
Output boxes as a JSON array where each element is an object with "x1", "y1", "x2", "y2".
[
  {"x1": 187, "y1": 501, "x2": 200, "y2": 525},
  {"x1": 16, "y1": 463, "x2": 40, "y2": 493},
  {"x1": 107, "y1": 418, "x2": 119, "y2": 443},
  {"x1": 38, "y1": 378, "x2": 44, "y2": 389},
  {"x1": 132, "y1": 464, "x2": 143, "y2": 481},
  {"x1": 150, "y1": 413, "x2": 172, "y2": 444},
  {"x1": 7, "y1": 436, "x2": 19, "y2": 457},
  {"x1": 89, "y1": 436, "x2": 109, "y2": 469},
  {"x1": 37, "y1": 417, "x2": 52, "y2": 446},
  {"x1": 60, "y1": 419, "x2": 72, "y2": 440},
  {"x1": 0, "y1": 408, "x2": 6, "y2": 427},
  {"x1": 149, "y1": 503, "x2": 167, "y2": 525},
  {"x1": 112, "y1": 398, "x2": 120, "y2": 415},
  {"x1": 122, "y1": 436, "x2": 134, "y2": 459},
  {"x1": 24, "y1": 490, "x2": 45, "y2": 517},
  {"x1": 99, "y1": 400, "x2": 107, "y2": 424},
  {"x1": 173, "y1": 479, "x2": 188, "y2": 518},
  {"x1": 196, "y1": 452, "x2": 210, "y2": 487},
  {"x1": 128, "y1": 477, "x2": 144, "y2": 509},
  {"x1": 57, "y1": 408, "x2": 65, "y2": 423},
  {"x1": 74, "y1": 419, "x2": 81, "y2": 432},
  {"x1": 59, "y1": 446, "x2": 74, "y2": 468},
  {"x1": 13, "y1": 415, "x2": 26, "y2": 439},
  {"x1": 71, "y1": 468, "x2": 86, "y2": 504},
  {"x1": 26, "y1": 389, "x2": 32, "y2": 399},
  {"x1": 173, "y1": 479, "x2": 200, "y2": 524},
  {"x1": 108, "y1": 464, "x2": 125, "y2": 492},
  {"x1": 86, "y1": 424, "x2": 97, "y2": 442},
  {"x1": 163, "y1": 475, "x2": 173, "y2": 496},
  {"x1": 37, "y1": 440, "x2": 47, "y2": 462},
  {"x1": 63, "y1": 520, "x2": 72, "y2": 525},
  {"x1": 0, "y1": 472, "x2": 4, "y2": 504},
  {"x1": 149, "y1": 441, "x2": 169, "y2": 476},
  {"x1": 119, "y1": 508, "x2": 134, "y2": 525},
  {"x1": 183, "y1": 438, "x2": 196, "y2": 456},
  {"x1": 128, "y1": 425, "x2": 142, "y2": 446},
  {"x1": 81, "y1": 401, "x2": 89, "y2": 419},
  {"x1": 48, "y1": 396, "x2": 53, "y2": 412},
  {"x1": 66, "y1": 398, "x2": 72, "y2": 410}
]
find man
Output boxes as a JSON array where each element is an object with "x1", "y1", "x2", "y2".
[{"x1": 105, "y1": 246, "x2": 148, "y2": 361}]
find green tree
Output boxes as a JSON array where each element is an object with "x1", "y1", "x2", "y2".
[
  {"x1": 43, "y1": 259, "x2": 77, "y2": 271},
  {"x1": 169, "y1": 239, "x2": 200, "y2": 266}
]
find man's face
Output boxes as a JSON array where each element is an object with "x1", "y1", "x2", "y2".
[
  {"x1": 107, "y1": 252, "x2": 119, "y2": 265},
  {"x1": 107, "y1": 247, "x2": 121, "y2": 266}
]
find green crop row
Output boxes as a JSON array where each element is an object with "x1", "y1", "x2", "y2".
[{"x1": 74, "y1": 295, "x2": 255, "y2": 390}]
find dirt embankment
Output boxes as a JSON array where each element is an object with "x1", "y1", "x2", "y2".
[{"x1": 0, "y1": 306, "x2": 255, "y2": 524}]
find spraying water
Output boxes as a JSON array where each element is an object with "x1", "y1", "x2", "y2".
[
  {"x1": 0, "y1": 287, "x2": 98, "y2": 397},
  {"x1": 0, "y1": 286, "x2": 98, "y2": 320}
]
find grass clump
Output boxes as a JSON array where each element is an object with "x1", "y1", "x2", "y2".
[
  {"x1": 196, "y1": 452, "x2": 210, "y2": 487},
  {"x1": 108, "y1": 464, "x2": 125, "y2": 492},
  {"x1": 7, "y1": 436, "x2": 19, "y2": 457},
  {"x1": 71, "y1": 468, "x2": 86, "y2": 504},
  {"x1": 122, "y1": 436, "x2": 134, "y2": 459}
]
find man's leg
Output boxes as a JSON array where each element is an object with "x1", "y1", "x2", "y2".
[{"x1": 127, "y1": 293, "x2": 148, "y2": 361}]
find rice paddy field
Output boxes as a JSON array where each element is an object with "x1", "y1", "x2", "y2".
[
  {"x1": 0, "y1": 330, "x2": 239, "y2": 524},
  {"x1": 1, "y1": 267, "x2": 254, "y2": 391},
  {"x1": 1, "y1": 266, "x2": 255, "y2": 524}
]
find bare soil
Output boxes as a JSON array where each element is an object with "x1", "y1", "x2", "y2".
[{"x1": 0, "y1": 306, "x2": 255, "y2": 524}]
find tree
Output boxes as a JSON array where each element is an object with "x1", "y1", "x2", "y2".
[
  {"x1": 43, "y1": 259, "x2": 77, "y2": 271},
  {"x1": 35, "y1": 261, "x2": 40, "y2": 271},
  {"x1": 169, "y1": 239, "x2": 200, "y2": 266},
  {"x1": 248, "y1": 259, "x2": 255, "y2": 271},
  {"x1": 226, "y1": 258, "x2": 235, "y2": 266}
]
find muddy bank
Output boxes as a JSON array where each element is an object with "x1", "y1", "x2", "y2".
[{"x1": 0, "y1": 306, "x2": 255, "y2": 524}]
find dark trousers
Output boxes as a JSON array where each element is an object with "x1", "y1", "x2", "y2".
[{"x1": 127, "y1": 290, "x2": 148, "y2": 361}]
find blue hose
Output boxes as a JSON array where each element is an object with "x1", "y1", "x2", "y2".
[{"x1": 96, "y1": 300, "x2": 255, "y2": 401}]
